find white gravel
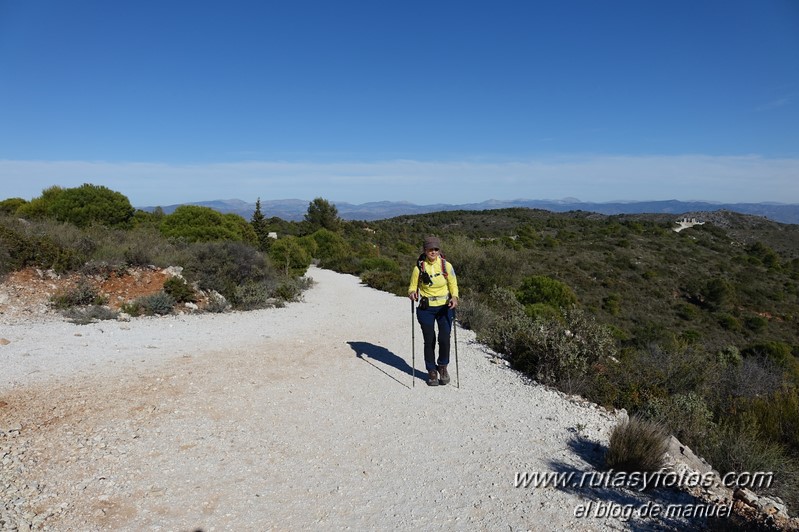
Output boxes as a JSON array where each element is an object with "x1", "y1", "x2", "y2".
[{"x1": 1, "y1": 266, "x2": 710, "y2": 531}]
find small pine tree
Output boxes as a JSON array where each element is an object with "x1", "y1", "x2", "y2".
[{"x1": 251, "y1": 198, "x2": 271, "y2": 251}]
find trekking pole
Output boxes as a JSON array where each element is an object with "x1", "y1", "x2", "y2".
[
  {"x1": 453, "y1": 309, "x2": 459, "y2": 389},
  {"x1": 411, "y1": 299, "x2": 415, "y2": 388}
]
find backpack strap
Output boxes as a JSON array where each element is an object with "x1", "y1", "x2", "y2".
[
  {"x1": 416, "y1": 253, "x2": 425, "y2": 295},
  {"x1": 416, "y1": 253, "x2": 449, "y2": 284}
]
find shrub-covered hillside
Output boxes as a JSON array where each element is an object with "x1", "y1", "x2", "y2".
[{"x1": 333, "y1": 207, "x2": 799, "y2": 511}]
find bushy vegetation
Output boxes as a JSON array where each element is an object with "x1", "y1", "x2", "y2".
[
  {"x1": 17, "y1": 184, "x2": 135, "y2": 228},
  {"x1": 159, "y1": 205, "x2": 258, "y2": 244},
  {"x1": 50, "y1": 279, "x2": 107, "y2": 309},
  {"x1": 123, "y1": 291, "x2": 177, "y2": 316},
  {"x1": 1, "y1": 185, "x2": 313, "y2": 314},
  {"x1": 605, "y1": 416, "x2": 670, "y2": 473}
]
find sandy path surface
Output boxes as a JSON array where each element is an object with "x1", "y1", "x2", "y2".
[{"x1": 1, "y1": 266, "x2": 707, "y2": 531}]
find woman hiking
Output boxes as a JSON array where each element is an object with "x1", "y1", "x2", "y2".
[{"x1": 408, "y1": 236, "x2": 459, "y2": 386}]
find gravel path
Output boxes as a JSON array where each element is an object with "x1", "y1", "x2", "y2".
[{"x1": 1, "y1": 266, "x2": 708, "y2": 531}]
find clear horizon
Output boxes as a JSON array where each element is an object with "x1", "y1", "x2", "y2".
[
  {"x1": 1, "y1": 1, "x2": 797, "y2": 205},
  {"x1": 137, "y1": 196, "x2": 799, "y2": 208}
]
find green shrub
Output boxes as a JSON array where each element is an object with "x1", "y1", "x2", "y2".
[
  {"x1": 473, "y1": 287, "x2": 615, "y2": 394},
  {"x1": 704, "y1": 278, "x2": 735, "y2": 310},
  {"x1": 205, "y1": 292, "x2": 230, "y2": 313},
  {"x1": 50, "y1": 280, "x2": 105, "y2": 309},
  {"x1": 455, "y1": 296, "x2": 495, "y2": 332},
  {"x1": 233, "y1": 280, "x2": 275, "y2": 310},
  {"x1": 308, "y1": 228, "x2": 350, "y2": 266},
  {"x1": 160, "y1": 205, "x2": 255, "y2": 243},
  {"x1": 274, "y1": 276, "x2": 314, "y2": 302},
  {"x1": 360, "y1": 256, "x2": 400, "y2": 273},
  {"x1": 700, "y1": 422, "x2": 799, "y2": 512},
  {"x1": 675, "y1": 303, "x2": 700, "y2": 320},
  {"x1": 183, "y1": 241, "x2": 273, "y2": 305},
  {"x1": 522, "y1": 302, "x2": 561, "y2": 321},
  {"x1": 717, "y1": 313, "x2": 741, "y2": 331},
  {"x1": 0, "y1": 197, "x2": 27, "y2": 215},
  {"x1": 269, "y1": 236, "x2": 312, "y2": 276},
  {"x1": 609, "y1": 345, "x2": 718, "y2": 414},
  {"x1": 678, "y1": 329, "x2": 702, "y2": 345},
  {"x1": 516, "y1": 275, "x2": 578, "y2": 308},
  {"x1": 742, "y1": 341, "x2": 795, "y2": 370},
  {"x1": 640, "y1": 392, "x2": 716, "y2": 449},
  {"x1": 163, "y1": 276, "x2": 196, "y2": 303},
  {"x1": 716, "y1": 345, "x2": 742, "y2": 367},
  {"x1": 18, "y1": 184, "x2": 134, "y2": 228},
  {"x1": 360, "y1": 269, "x2": 405, "y2": 295},
  {"x1": 605, "y1": 415, "x2": 669, "y2": 473},
  {"x1": 0, "y1": 224, "x2": 83, "y2": 274},
  {"x1": 744, "y1": 314, "x2": 769, "y2": 333},
  {"x1": 714, "y1": 356, "x2": 784, "y2": 402},
  {"x1": 743, "y1": 390, "x2": 799, "y2": 452},
  {"x1": 602, "y1": 293, "x2": 622, "y2": 316},
  {"x1": 63, "y1": 305, "x2": 119, "y2": 324},
  {"x1": 133, "y1": 291, "x2": 176, "y2": 316}
]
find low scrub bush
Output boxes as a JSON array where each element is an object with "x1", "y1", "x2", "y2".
[
  {"x1": 204, "y1": 292, "x2": 230, "y2": 313},
  {"x1": 50, "y1": 280, "x2": 106, "y2": 309},
  {"x1": 273, "y1": 276, "x2": 314, "y2": 302},
  {"x1": 63, "y1": 305, "x2": 119, "y2": 324},
  {"x1": 739, "y1": 390, "x2": 799, "y2": 453},
  {"x1": 516, "y1": 275, "x2": 578, "y2": 309},
  {"x1": 640, "y1": 392, "x2": 716, "y2": 449},
  {"x1": 163, "y1": 276, "x2": 196, "y2": 303},
  {"x1": 124, "y1": 291, "x2": 176, "y2": 316},
  {"x1": 0, "y1": 222, "x2": 83, "y2": 274},
  {"x1": 359, "y1": 256, "x2": 400, "y2": 273},
  {"x1": 360, "y1": 270, "x2": 405, "y2": 295},
  {"x1": 700, "y1": 422, "x2": 799, "y2": 513},
  {"x1": 268, "y1": 236, "x2": 312, "y2": 276},
  {"x1": 183, "y1": 241, "x2": 274, "y2": 307},
  {"x1": 233, "y1": 280, "x2": 276, "y2": 310},
  {"x1": 605, "y1": 415, "x2": 669, "y2": 473}
]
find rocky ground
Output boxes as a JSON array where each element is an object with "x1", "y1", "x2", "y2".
[{"x1": 1, "y1": 266, "x2": 797, "y2": 531}]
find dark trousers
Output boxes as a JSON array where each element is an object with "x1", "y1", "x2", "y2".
[{"x1": 416, "y1": 304, "x2": 453, "y2": 371}]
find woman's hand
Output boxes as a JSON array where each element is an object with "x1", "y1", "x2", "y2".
[
  {"x1": 448, "y1": 296, "x2": 459, "y2": 309},
  {"x1": 409, "y1": 292, "x2": 418, "y2": 302}
]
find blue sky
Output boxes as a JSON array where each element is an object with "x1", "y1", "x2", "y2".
[{"x1": 1, "y1": 0, "x2": 797, "y2": 206}]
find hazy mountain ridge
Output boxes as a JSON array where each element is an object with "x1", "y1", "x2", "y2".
[{"x1": 141, "y1": 198, "x2": 799, "y2": 225}]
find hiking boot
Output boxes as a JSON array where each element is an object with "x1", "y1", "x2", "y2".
[
  {"x1": 427, "y1": 369, "x2": 439, "y2": 386},
  {"x1": 438, "y1": 366, "x2": 450, "y2": 385}
]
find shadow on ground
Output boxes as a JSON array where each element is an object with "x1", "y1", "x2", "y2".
[
  {"x1": 541, "y1": 436, "x2": 741, "y2": 531},
  {"x1": 348, "y1": 341, "x2": 427, "y2": 388}
]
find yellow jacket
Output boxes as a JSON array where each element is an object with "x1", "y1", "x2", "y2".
[{"x1": 408, "y1": 257, "x2": 459, "y2": 306}]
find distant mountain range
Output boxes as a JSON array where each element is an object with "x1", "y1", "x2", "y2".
[{"x1": 140, "y1": 198, "x2": 799, "y2": 225}]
